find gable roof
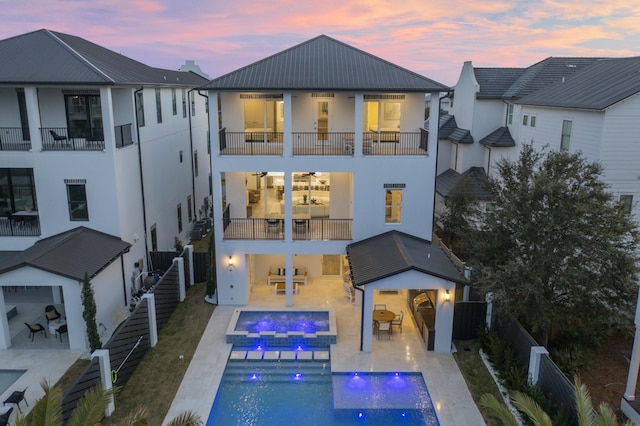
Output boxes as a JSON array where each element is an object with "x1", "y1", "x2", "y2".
[
  {"x1": 438, "y1": 114, "x2": 473, "y2": 144},
  {"x1": 436, "y1": 167, "x2": 492, "y2": 200},
  {"x1": 0, "y1": 29, "x2": 207, "y2": 86},
  {"x1": 0, "y1": 226, "x2": 130, "y2": 281},
  {"x1": 474, "y1": 68, "x2": 525, "y2": 99},
  {"x1": 479, "y1": 126, "x2": 515, "y2": 147},
  {"x1": 346, "y1": 230, "x2": 467, "y2": 286},
  {"x1": 517, "y1": 56, "x2": 640, "y2": 110},
  {"x1": 203, "y1": 35, "x2": 449, "y2": 92}
]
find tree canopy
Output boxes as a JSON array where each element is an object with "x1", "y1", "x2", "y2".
[{"x1": 463, "y1": 144, "x2": 639, "y2": 346}]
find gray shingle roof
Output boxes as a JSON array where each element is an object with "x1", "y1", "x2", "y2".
[
  {"x1": 479, "y1": 126, "x2": 515, "y2": 147},
  {"x1": 346, "y1": 231, "x2": 467, "y2": 286},
  {"x1": 0, "y1": 29, "x2": 207, "y2": 86},
  {"x1": 0, "y1": 226, "x2": 131, "y2": 281},
  {"x1": 474, "y1": 68, "x2": 525, "y2": 99},
  {"x1": 436, "y1": 167, "x2": 492, "y2": 200},
  {"x1": 203, "y1": 35, "x2": 450, "y2": 92},
  {"x1": 517, "y1": 56, "x2": 640, "y2": 110},
  {"x1": 438, "y1": 114, "x2": 473, "y2": 144}
]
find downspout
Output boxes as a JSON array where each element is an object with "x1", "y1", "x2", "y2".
[
  {"x1": 120, "y1": 256, "x2": 127, "y2": 306},
  {"x1": 356, "y1": 284, "x2": 365, "y2": 351},
  {"x1": 133, "y1": 87, "x2": 151, "y2": 270},
  {"x1": 187, "y1": 89, "x2": 197, "y2": 220}
]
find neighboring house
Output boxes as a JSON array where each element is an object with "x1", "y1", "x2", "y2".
[
  {"x1": 203, "y1": 34, "x2": 467, "y2": 352},
  {"x1": 438, "y1": 56, "x2": 640, "y2": 220},
  {"x1": 0, "y1": 29, "x2": 210, "y2": 350},
  {"x1": 434, "y1": 166, "x2": 492, "y2": 230}
]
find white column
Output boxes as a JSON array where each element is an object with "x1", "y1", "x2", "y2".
[
  {"x1": 528, "y1": 346, "x2": 548, "y2": 385},
  {"x1": 285, "y1": 256, "x2": 293, "y2": 307},
  {"x1": 24, "y1": 87, "x2": 42, "y2": 151},
  {"x1": 625, "y1": 287, "x2": 640, "y2": 400},
  {"x1": 434, "y1": 286, "x2": 454, "y2": 352},
  {"x1": 92, "y1": 349, "x2": 115, "y2": 417},
  {"x1": 209, "y1": 91, "x2": 220, "y2": 155},
  {"x1": 63, "y1": 282, "x2": 88, "y2": 351},
  {"x1": 174, "y1": 257, "x2": 186, "y2": 302},
  {"x1": 283, "y1": 92, "x2": 292, "y2": 156},
  {"x1": 99, "y1": 87, "x2": 114, "y2": 151},
  {"x1": 283, "y1": 171, "x2": 292, "y2": 240},
  {"x1": 428, "y1": 93, "x2": 440, "y2": 155},
  {"x1": 354, "y1": 93, "x2": 363, "y2": 155},
  {"x1": 361, "y1": 288, "x2": 374, "y2": 352},
  {"x1": 485, "y1": 292, "x2": 493, "y2": 329},
  {"x1": 0, "y1": 290, "x2": 10, "y2": 349},
  {"x1": 141, "y1": 293, "x2": 158, "y2": 348}
]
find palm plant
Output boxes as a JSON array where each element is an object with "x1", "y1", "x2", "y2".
[
  {"x1": 14, "y1": 381, "x2": 202, "y2": 426},
  {"x1": 479, "y1": 376, "x2": 632, "y2": 426}
]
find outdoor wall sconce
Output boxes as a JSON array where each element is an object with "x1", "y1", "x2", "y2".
[
  {"x1": 444, "y1": 290, "x2": 451, "y2": 302},
  {"x1": 228, "y1": 256, "x2": 234, "y2": 271}
]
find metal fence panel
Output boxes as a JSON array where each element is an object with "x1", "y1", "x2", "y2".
[
  {"x1": 538, "y1": 355, "x2": 577, "y2": 423},
  {"x1": 152, "y1": 265, "x2": 181, "y2": 330},
  {"x1": 60, "y1": 358, "x2": 102, "y2": 424},
  {"x1": 453, "y1": 301, "x2": 487, "y2": 340},
  {"x1": 193, "y1": 251, "x2": 208, "y2": 283},
  {"x1": 494, "y1": 316, "x2": 538, "y2": 369}
]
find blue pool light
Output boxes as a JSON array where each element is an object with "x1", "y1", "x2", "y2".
[
  {"x1": 358, "y1": 412, "x2": 364, "y2": 419},
  {"x1": 249, "y1": 373, "x2": 260, "y2": 381},
  {"x1": 256, "y1": 345, "x2": 263, "y2": 351},
  {"x1": 296, "y1": 345, "x2": 303, "y2": 351},
  {"x1": 292, "y1": 373, "x2": 303, "y2": 382}
]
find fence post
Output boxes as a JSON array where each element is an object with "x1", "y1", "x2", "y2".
[
  {"x1": 528, "y1": 346, "x2": 548, "y2": 385},
  {"x1": 463, "y1": 266, "x2": 473, "y2": 302},
  {"x1": 185, "y1": 244, "x2": 195, "y2": 286},
  {"x1": 92, "y1": 349, "x2": 115, "y2": 417},
  {"x1": 174, "y1": 257, "x2": 186, "y2": 302},
  {"x1": 142, "y1": 293, "x2": 158, "y2": 348},
  {"x1": 485, "y1": 292, "x2": 493, "y2": 329}
]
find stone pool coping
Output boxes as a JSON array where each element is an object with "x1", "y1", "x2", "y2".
[{"x1": 225, "y1": 308, "x2": 337, "y2": 347}]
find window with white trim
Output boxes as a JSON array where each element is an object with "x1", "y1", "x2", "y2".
[
  {"x1": 561, "y1": 120, "x2": 572, "y2": 150},
  {"x1": 384, "y1": 189, "x2": 403, "y2": 223}
]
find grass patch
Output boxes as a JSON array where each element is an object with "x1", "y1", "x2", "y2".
[
  {"x1": 189, "y1": 231, "x2": 211, "y2": 252},
  {"x1": 103, "y1": 282, "x2": 215, "y2": 425},
  {"x1": 453, "y1": 340, "x2": 503, "y2": 426}
]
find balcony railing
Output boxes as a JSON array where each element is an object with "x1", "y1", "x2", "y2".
[
  {"x1": 115, "y1": 123, "x2": 134, "y2": 148},
  {"x1": 0, "y1": 216, "x2": 41, "y2": 237},
  {"x1": 41, "y1": 127, "x2": 105, "y2": 151},
  {"x1": 0, "y1": 127, "x2": 31, "y2": 151},
  {"x1": 222, "y1": 218, "x2": 285, "y2": 240},
  {"x1": 221, "y1": 216, "x2": 352, "y2": 241},
  {"x1": 219, "y1": 128, "x2": 283, "y2": 155},
  {"x1": 218, "y1": 128, "x2": 429, "y2": 156},
  {"x1": 291, "y1": 218, "x2": 352, "y2": 240}
]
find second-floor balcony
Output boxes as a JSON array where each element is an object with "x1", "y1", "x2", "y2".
[
  {"x1": 41, "y1": 127, "x2": 105, "y2": 151},
  {"x1": 0, "y1": 213, "x2": 41, "y2": 237},
  {"x1": 0, "y1": 128, "x2": 32, "y2": 151},
  {"x1": 219, "y1": 129, "x2": 429, "y2": 157}
]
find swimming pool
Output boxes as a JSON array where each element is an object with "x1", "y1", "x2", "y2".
[
  {"x1": 0, "y1": 370, "x2": 26, "y2": 396},
  {"x1": 206, "y1": 359, "x2": 439, "y2": 425},
  {"x1": 226, "y1": 309, "x2": 336, "y2": 347}
]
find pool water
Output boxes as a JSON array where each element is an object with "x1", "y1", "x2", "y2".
[
  {"x1": 0, "y1": 370, "x2": 26, "y2": 395},
  {"x1": 206, "y1": 360, "x2": 439, "y2": 425},
  {"x1": 234, "y1": 311, "x2": 330, "y2": 334}
]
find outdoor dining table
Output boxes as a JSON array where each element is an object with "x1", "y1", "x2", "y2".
[{"x1": 373, "y1": 309, "x2": 396, "y2": 323}]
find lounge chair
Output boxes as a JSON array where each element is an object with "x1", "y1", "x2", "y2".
[
  {"x1": 342, "y1": 282, "x2": 355, "y2": 302},
  {"x1": 3, "y1": 387, "x2": 28, "y2": 412},
  {"x1": 0, "y1": 406, "x2": 13, "y2": 426},
  {"x1": 45, "y1": 305, "x2": 62, "y2": 323},
  {"x1": 25, "y1": 323, "x2": 46, "y2": 341}
]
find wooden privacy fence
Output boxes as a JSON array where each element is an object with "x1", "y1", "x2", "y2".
[{"x1": 60, "y1": 256, "x2": 190, "y2": 424}]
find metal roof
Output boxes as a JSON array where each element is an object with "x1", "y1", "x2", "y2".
[
  {"x1": 202, "y1": 35, "x2": 449, "y2": 92},
  {"x1": 346, "y1": 231, "x2": 467, "y2": 286},
  {"x1": 0, "y1": 29, "x2": 207, "y2": 86},
  {"x1": 0, "y1": 226, "x2": 131, "y2": 281},
  {"x1": 474, "y1": 68, "x2": 525, "y2": 99},
  {"x1": 438, "y1": 114, "x2": 473, "y2": 144},
  {"x1": 517, "y1": 56, "x2": 640, "y2": 110},
  {"x1": 479, "y1": 126, "x2": 515, "y2": 147},
  {"x1": 436, "y1": 167, "x2": 492, "y2": 200}
]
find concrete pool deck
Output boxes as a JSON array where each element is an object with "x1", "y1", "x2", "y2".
[{"x1": 164, "y1": 279, "x2": 485, "y2": 425}]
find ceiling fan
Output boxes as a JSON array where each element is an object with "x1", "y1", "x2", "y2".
[
  {"x1": 301, "y1": 172, "x2": 316, "y2": 177},
  {"x1": 252, "y1": 172, "x2": 268, "y2": 177}
]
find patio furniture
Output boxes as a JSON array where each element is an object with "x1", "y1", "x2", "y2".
[
  {"x1": 342, "y1": 281, "x2": 355, "y2": 302},
  {"x1": 3, "y1": 388, "x2": 27, "y2": 412},
  {"x1": 274, "y1": 282, "x2": 298, "y2": 295},
  {"x1": 267, "y1": 266, "x2": 307, "y2": 285},
  {"x1": 55, "y1": 324, "x2": 68, "y2": 342},
  {"x1": 376, "y1": 321, "x2": 391, "y2": 340},
  {"x1": 45, "y1": 305, "x2": 61, "y2": 323},
  {"x1": 374, "y1": 304, "x2": 387, "y2": 311},
  {"x1": 392, "y1": 310, "x2": 404, "y2": 333},
  {"x1": 25, "y1": 323, "x2": 46, "y2": 341},
  {"x1": 0, "y1": 406, "x2": 13, "y2": 426}
]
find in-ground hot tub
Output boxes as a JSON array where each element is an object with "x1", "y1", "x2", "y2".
[{"x1": 226, "y1": 309, "x2": 337, "y2": 347}]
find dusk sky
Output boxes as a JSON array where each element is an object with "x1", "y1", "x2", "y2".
[{"x1": 1, "y1": 0, "x2": 639, "y2": 86}]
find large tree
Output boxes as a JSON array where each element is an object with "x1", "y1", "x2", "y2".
[{"x1": 464, "y1": 144, "x2": 639, "y2": 347}]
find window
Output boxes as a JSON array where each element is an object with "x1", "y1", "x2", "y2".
[
  {"x1": 191, "y1": 93, "x2": 196, "y2": 116},
  {"x1": 179, "y1": 150, "x2": 183, "y2": 163},
  {"x1": 16, "y1": 90, "x2": 30, "y2": 141},
  {"x1": 177, "y1": 204, "x2": 183, "y2": 233},
  {"x1": 182, "y1": 89, "x2": 187, "y2": 118},
  {"x1": 64, "y1": 94, "x2": 103, "y2": 140},
  {"x1": 243, "y1": 100, "x2": 284, "y2": 136},
  {"x1": 155, "y1": 88, "x2": 162, "y2": 124},
  {"x1": 194, "y1": 151, "x2": 199, "y2": 177},
  {"x1": 560, "y1": 120, "x2": 572, "y2": 150},
  {"x1": 530, "y1": 116, "x2": 536, "y2": 127},
  {"x1": 187, "y1": 195, "x2": 193, "y2": 222},
  {"x1": 522, "y1": 115, "x2": 528, "y2": 126},
  {"x1": 507, "y1": 104, "x2": 514, "y2": 125},
  {"x1": 0, "y1": 168, "x2": 37, "y2": 214},
  {"x1": 66, "y1": 182, "x2": 88, "y2": 221},
  {"x1": 172, "y1": 88, "x2": 177, "y2": 115},
  {"x1": 384, "y1": 189, "x2": 402, "y2": 223},
  {"x1": 362, "y1": 101, "x2": 401, "y2": 135},
  {"x1": 136, "y1": 91, "x2": 145, "y2": 127},
  {"x1": 205, "y1": 96, "x2": 209, "y2": 113},
  {"x1": 620, "y1": 195, "x2": 633, "y2": 215}
]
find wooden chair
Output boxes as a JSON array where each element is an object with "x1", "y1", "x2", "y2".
[{"x1": 392, "y1": 310, "x2": 404, "y2": 333}]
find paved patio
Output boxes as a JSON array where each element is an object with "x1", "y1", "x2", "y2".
[{"x1": 164, "y1": 278, "x2": 485, "y2": 425}]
